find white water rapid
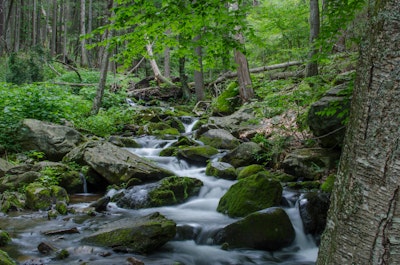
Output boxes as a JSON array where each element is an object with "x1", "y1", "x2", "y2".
[{"x1": 111, "y1": 117, "x2": 319, "y2": 265}]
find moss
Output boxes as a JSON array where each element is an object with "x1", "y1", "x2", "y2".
[
  {"x1": 206, "y1": 162, "x2": 237, "y2": 180},
  {"x1": 0, "y1": 230, "x2": 11, "y2": 247},
  {"x1": 148, "y1": 176, "x2": 203, "y2": 207},
  {"x1": 211, "y1": 82, "x2": 240, "y2": 115},
  {"x1": 217, "y1": 173, "x2": 283, "y2": 217},
  {"x1": 56, "y1": 201, "x2": 68, "y2": 215},
  {"x1": 0, "y1": 250, "x2": 16, "y2": 265},
  {"x1": 237, "y1": 165, "x2": 265, "y2": 180},
  {"x1": 25, "y1": 183, "x2": 69, "y2": 211},
  {"x1": 159, "y1": 146, "x2": 178, "y2": 157},
  {"x1": 178, "y1": 145, "x2": 219, "y2": 163},
  {"x1": 0, "y1": 191, "x2": 24, "y2": 213},
  {"x1": 55, "y1": 249, "x2": 70, "y2": 260},
  {"x1": 287, "y1": 181, "x2": 321, "y2": 190},
  {"x1": 321, "y1": 174, "x2": 335, "y2": 193}
]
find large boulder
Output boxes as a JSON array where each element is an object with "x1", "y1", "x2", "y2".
[
  {"x1": 25, "y1": 183, "x2": 69, "y2": 211},
  {"x1": 197, "y1": 129, "x2": 240, "y2": 150},
  {"x1": 307, "y1": 83, "x2": 351, "y2": 148},
  {"x1": 17, "y1": 119, "x2": 85, "y2": 161},
  {"x1": 299, "y1": 192, "x2": 330, "y2": 244},
  {"x1": 81, "y1": 212, "x2": 176, "y2": 254},
  {"x1": 116, "y1": 176, "x2": 203, "y2": 209},
  {"x1": 282, "y1": 148, "x2": 340, "y2": 180},
  {"x1": 0, "y1": 191, "x2": 25, "y2": 213},
  {"x1": 177, "y1": 145, "x2": 219, "y2": 164},
  {"x1": 220, "y1": 142, "x2": 263, "y2": 168},
  {"x1": 206, "y1": 161, "x2": 237, "y2": 180},
  {"x1": 214, "y1": 207, "x2": 295, "y2": 251},
  {"x1": 217, "y1": 172, "x2": 283, "y2": 217},
  {"x1": 64, "y1": 141, "x2": 174, "y2": 185}
]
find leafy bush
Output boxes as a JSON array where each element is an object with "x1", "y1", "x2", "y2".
[
  {"x1": 79, "y1": 86, "x2": 127, "y2": 109},
  {"x1": 0, "y1": 83, "x2": 91, "y2": 150},
  {"x1": 6, "y1": 50, "x2": 46, "y2": 84}
]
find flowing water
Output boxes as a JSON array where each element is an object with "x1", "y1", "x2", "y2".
[{"x1": 1, "y1": 117, "x2": 318, "y2": 265}]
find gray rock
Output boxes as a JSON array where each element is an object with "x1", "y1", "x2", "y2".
[
  {"x1": 0, "y1": 158, "x2": 13, "y2": 178},
  {"x1": 307, "y1": 83, "x2": 351, "y2": 148},
  {"x1": 205, "y1": 161, "x2": 237, "y2": 180},
  {"x1": 18, "y1": 119, "x2": 85, "y2": 161},
  {"x1": 177, "y1": 145, "x2": 219, "y2": 164},
  {"x1": 282, "y1": 148, "x2": 340, "y2": 180},
  {"x1": 214, "y1": 207, "x2": 295, "y2": 251},
  {"x1": 220, "y1": 142, "x2": 263, "y2": 168},
  {"x1": 198, "y1": 129, "x2": 240, "y2": 150},
  {"x1": 81, "y1": 212, "x2": 176, "y2": 254},
  {"x1": 64, "y1": 141, "x2": 174, "y2": 185}
]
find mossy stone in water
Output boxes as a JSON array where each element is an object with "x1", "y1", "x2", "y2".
[
  {"x1": 217, "y1": 172, "x2": 282, "y2": 217},
  {"x1": 0, "y1": 230, "x2": 11, "y2": 246},
  {"x1": 25, "y1": 183, "x2": 69, "y2": 211},
  {"x1": 178, "y1": 145, "x2": 219, "y2": 163},
  {"x1": 206, "y1": 162, "x2": 237, "y2": 180},
  {"x1": 237, "y1": 164, "x2": 265, "y2": 180}
]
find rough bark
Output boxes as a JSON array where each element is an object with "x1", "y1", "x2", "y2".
[
  {"x1": 234, "y1": 34, "x2": 254, "y2": 102},
  {"x1": 80, "y1": 0, "x2": 88, "y2": 67},
  {"x1": 194, "y1": 44, "x2": 205, "y2": 102},
  {"x1": 146, "y1": 42, "x2": 175, "y2": 87},
  {"x1": 316, "y1": 0, "x2": 400, "y2": 264},
  {"x1": 305, "y1": 0, "x2": 320, "y2": 77}
]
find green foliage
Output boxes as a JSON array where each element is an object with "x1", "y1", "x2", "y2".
[
  {"x1": 211, "y1": 82, "x2": 240, "y2": 115},
  {"x1": 75, "y1": 107, "x2": 136, "y2": 137},
  {"x1": 252, "y1": 134, "x2": 291, "y2": 165},
  {"x1": 6, "y1": 50, "x2": 46, "y2": 85},
  {"x1": 78, "y1": 86, "x2": 127, "y2": 110},
  {"x1": 38, "y1": 167, "x2": 62, "y2": 187},
  {"x1": 0, "y1": 83, "x2": 91, "y2": 150}
]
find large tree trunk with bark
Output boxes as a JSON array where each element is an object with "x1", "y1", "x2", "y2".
[
  {"x1": 316, "y1": 0, "x2": 400, "y2": 264},
  {"x1": 305, "y1": 0, "x2": 320, "y2": 77}
]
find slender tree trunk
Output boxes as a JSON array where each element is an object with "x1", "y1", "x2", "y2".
[
  {"x1": 316, "y1": 0, "x2": 400, "y2": 264},
  {"x1": 193, "y1": 35, "x2": 205, "y2": 102},
  {"x1": 146, "y1": 41, "x2": 175, "y2": 87},
  {"x1": 179, "y1": 56, "x2": 190, "y2": 100},
  {"x1": 32, "y1": 0, "x2": 37, "y2": 46},
  {"x1": 91, "y1": 0, "x2": 113, "y2": 115},
  {"x1": 305, "y1": 0, "x2": 320, "y2": 77},
  {"x1": 51, "y1": 0, "x2": 57, "y2": 56},
  {"x1": 164, "y1": 46, "x2": 171, "y2": 78},
  {"x1": 80, "y1": 0, "x2": 88, "y2": 66},
  {"x1": 0, "y1": 0, "x2": 4, "y2": 54}
]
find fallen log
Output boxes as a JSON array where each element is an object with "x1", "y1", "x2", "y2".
[{"x1": 209, "y1": 61, "x2": 303, "y2": 85}]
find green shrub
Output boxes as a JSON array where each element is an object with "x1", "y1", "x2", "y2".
[
  {"x1": 6, "y1": 51, "x2": 45, "y2": 84},
  {"x1": 211, "y1": 82, "x2": 240, "y2": 115}
]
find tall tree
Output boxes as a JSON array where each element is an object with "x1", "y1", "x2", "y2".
[
  {"x1": 316, "y1": 0, "x2": 400, "y2": 264},
  {"x1": 305, "y1": 0, "x2": 320, "y2": 77},
  {"x1": 80, "y1": 0, "x2": 88, "y2": 66}
]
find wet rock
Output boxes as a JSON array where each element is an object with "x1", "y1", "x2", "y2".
[
  {"x1": 89, "y1": 196, "x2": 110, "y2": 212},
  {"x1": 307, "y1": 83, "x2": 351, "y2": 148},
  {"x1": 38, "y1": 242, "x2": 57, "y2": 254},
  {"x1": 42, "y1": 227, "x2": 79, "y2": 236},
  {"x1": 0, "y1": 230, "x2": 11, "y2": 246},
  {"x1": 0, "y1": 191, "x2": 25, "y2": 213},
  {"x1": 0, "y1": 158, "x2": 12, "y2": 178},
  {"x1": 0, "y1": 171, "x2": 41, "y2": 192},
  {"x1": 206, "y1": 161, "x2": 237, "y2": 180},
  {"x1": 282, "y1": 148, "x2": 340, "y2": 180},
  {"x1": 159, "y1": 136, "x2": 199, "y2": 157},
  {"x1": 17, "y1": 119, "x2": 85, "y2": 161},
  {"x1": 220, "y1": 142, "x2": 263, "y2": 168},
  {"x1": 126, "y1": 257, "x2": 145, "y2": 265},
  {"x1": 214, "y1": 207, "x2": 295, "y2": 251},
  {"x1": 25, "y1": 183, "x2": 69, "y2": 211},
  {"x1": 299, "y1": 192, "x2": 330, "y2": 244},
  {"x1": 116, "y1": 176, "x2": 203, "y2": 209},
  {"x1": 108, "y1": 136, "x2": 140, "y2": 148},
  {"x1": 81, "y1": 212, "x2": 176, "y2": 254},
  {"x1": 177, "y1": 145, "x2": 219, "y2": 164},
  {"x1": 64, "y1": 140, "x2": 174, "y2": 186},
  {"x1": 198, "y1": 129, "x2": 240, "y2": 150},
  {"x1": 217, "y1": 172, "x2": 282, "y2": 217},
  {"x1": 0, "y1": 249, "x2": 16, "y2": 265}
]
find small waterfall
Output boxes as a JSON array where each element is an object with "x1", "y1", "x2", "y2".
[{"x1": 79, "y1": 172, "x2": 88, "y2": 194}]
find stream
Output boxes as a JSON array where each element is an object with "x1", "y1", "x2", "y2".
[{"x1": 1, "y1": 117, "x2": 318, "y2": 265}]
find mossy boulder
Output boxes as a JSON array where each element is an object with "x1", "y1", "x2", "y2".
[
  {"x1": 0, "y1": 230, "x2": 11, "y2": 246},
  {"x1": 159, "y1": 136, "x2": 199, "y2": 157},
  {"x1": 0, "y1": 250, "x2": 16, "y2": 265},
  {"x1": 198, "y1": 129, "x2": 240, "y2": 150},
  {"x1": 217, "y1": 172, "x2": 283, "y2": 217},
  {"x1": 237, "y1": 164, "x2": 265, "y2": 180},
  {"x1": 286, "y1": 181, "x2": 321, "y2": 190},
  {"x1": 64, "y1": 141, "x2": 174, "y2": 186},
  {"x1": 108, "y1": 136, "x2": 140, "y2": 148},
  {"x1": 0, "y1": 158, "x2": 13, "y2": 178},
  {"x1": 0, "y1": 191, "x2": 25, "y2": 213},
  {"x1": 211, "y1": 82, "x2": 240, "y2": 116},
  {"x1": 116, "y1": 176, "x2": 203, "y2": 209},
  {"x1": 213, "y1": 207, "x2": 295, "y2": 251},
  {"x1": 220, "y1": 142, "x2": 263, "y2": 168},
  {"x1": 25, "y1": 183, "x2": 69, "y2": 211},
  {"x1": 81, "y1": 212, "x2": 176, "y2": 254},
  {"x1": 177, "y1": 145, "x2": 219, "y2": 164},
  {"x1": 206, "y1": 161, "x2": 237, "y2": 180}
]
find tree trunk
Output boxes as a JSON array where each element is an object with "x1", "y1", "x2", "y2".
[
  {"x1": 234, "y1": 46, "x2": 254, "y2": 102},
  {"x1": 51, "y1": 0, "x2": 57, "y2": 56},
  {"x1": 80, "y1": 0, "x2": 88, "y2": 67},
  {"x1": 316, "y1": 0, "x2": 400, "y2": 264},
  {"x1": 194, "y1": 44, "x2": 205, "y2": 102},
  {"x1": 305, "y1": 0, "x2": 320, "y2": 77},
  {"x1": 179, "y1": 56, "x2": 190, "y2": 100},
  {"x1": 164, "y1": 46, "x2": 171, "y2": 78},
  {"x1": 145, "y1": 42, "x2": 175, "y2": 87},
  {"x1": 0, "y1": 0, "x2": 4, "y2": 54}
]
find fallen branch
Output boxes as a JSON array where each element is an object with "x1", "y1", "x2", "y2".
[
  {"x1": 52, "y1": 82, "x2": 97, "y2": 87},
  {"x1": 209, "y1": 61, "x2": 303, "y2": 85}
]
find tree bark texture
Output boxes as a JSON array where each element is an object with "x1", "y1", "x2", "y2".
[
  {"x1": 234, "y1": 47, "x2": 254, "y2": 102},
  {"x1": 316, "y1": 0, "x2": 400, "y2": 264},
  {"x1": 305, "y1": 0, "x2": 320, "y2": 77}
]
